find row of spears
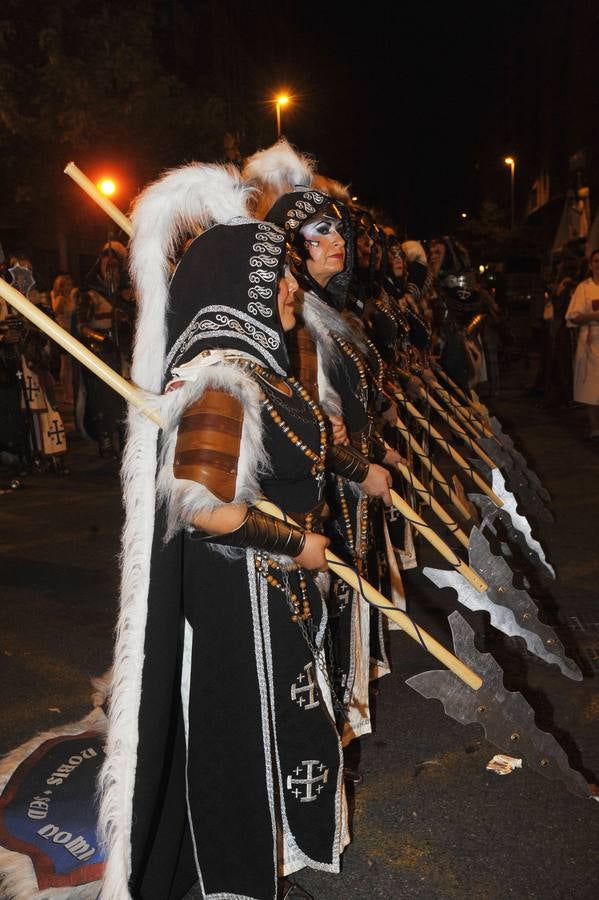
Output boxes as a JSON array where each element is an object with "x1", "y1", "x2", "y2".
[{"x1": 1, "y1": 162, "x2": 595, "y2": 805}]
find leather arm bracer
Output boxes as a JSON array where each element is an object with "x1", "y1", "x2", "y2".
[
  {"x1": 173, "y1": 388, "x2": 243, "y2": 502},
  {"x1": 199, "y1": 507, "x2": 306, "y2": 557},
  {"x1": 326, "y1": 444, "x2": 369, "y2": 483}
]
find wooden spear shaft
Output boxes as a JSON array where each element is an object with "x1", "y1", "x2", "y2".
[
  {"x1": 388, "y1": 488, "x2": 486, "y2": 590},
  {"x1": 394, "y1": 389, "x2": 504, "y2": 507},
  {"x1": 416, "y1": 385, "x2": 498, "y2": 471},
  {"x1": 433, "y1": 365, "x2": 492, "y2": 429},
  {"x1": 430, "y1": 379, "x2": 496, "y2": 441},
  {"x1": 64, "y1": 162, "x2": 133, "y2": 238},
  {"x1": 256, "y1": 499, "x2": 483, "y2": 690},
  {"x1": 391, "y1": 455, "x2": 470, "y2": 550},
  {"x1": 0, "y1": 280, "x2": 161, "y2": 426},
  {"x1": 394, "y1": 412, "x2": 472, "y2": 521}
]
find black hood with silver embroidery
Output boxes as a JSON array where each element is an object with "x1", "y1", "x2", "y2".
[
  {"x1": 164, "y1": 221, "x2": 290, "y2": 378},
  {"x1": 266, "y1": 187, "x2": 354, "y2": 312}
]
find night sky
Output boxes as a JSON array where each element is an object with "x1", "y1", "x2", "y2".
[{"x1": 236, "y1": 1, "x2": 539, "y2": 237}]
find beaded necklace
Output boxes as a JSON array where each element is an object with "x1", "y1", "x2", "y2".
[
  {"x1": 334, "y1": 336, "x2": 369, "y2": 411},
  {"x1": 251, "y1": 364, "x2": 328, "y2": 498},
  {"x1": 362, "y1": 334, "x2": 385, "y2": 392}
]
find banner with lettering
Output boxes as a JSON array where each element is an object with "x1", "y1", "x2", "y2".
[{"x1": 0, "y1": 708, "x2": 106, "y2": 898}]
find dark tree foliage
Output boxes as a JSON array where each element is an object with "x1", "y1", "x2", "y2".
[{"x1": 0, "y1": 0, "x2": 229, "y2": 219}]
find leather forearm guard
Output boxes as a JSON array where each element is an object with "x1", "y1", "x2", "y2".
[
  {"x1": 326, "y1": 444, "x2": 369, "y2": 483},
  {"x1": 203, "y1": 507, "x2": 306, "y2": 557}
]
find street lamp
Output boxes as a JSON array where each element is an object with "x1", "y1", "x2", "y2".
[
  {"x1": 504, "y1": 156, "x2": 515, "y2": 229},
  {"x1": 275, "y1": 94, "x2": 289, "y2": 138},
  {"x1": 97, "y1": 178, "x2": 116, "y2": 197}
]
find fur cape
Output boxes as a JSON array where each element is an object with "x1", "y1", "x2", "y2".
[{"x1": 97, "y1": 164, "x2": 263, "y2": 899}]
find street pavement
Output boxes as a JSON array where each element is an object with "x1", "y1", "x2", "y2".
[{"x1": 1, "y1": 356, "x2": 599, "y2": 899}]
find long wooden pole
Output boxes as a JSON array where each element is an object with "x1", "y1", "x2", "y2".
[
  {"x1": 256, "y1": 499, "x2": 483, "y2": 690},
  {"x1": 389, "y1": 489, "x2": 486, "y2": 591},
  {"x1": 385, "y1": 443, "x2": 470, "y2": 549},
  {"x1": 431, "y1": 378, "x2": 496, "y2": 441},
  {"x1": 394, "y1": 412, "x2": 472, "y2": 521},
  {"x1": 415, "y1": 385, "x2": 498, "y2": 470},
  {"x1": 64, "y1": 162, "x2": 133, "y2": 238},
  {"x1": 0, "y1": 280, "x2": 161, "y2": 426},
  {"x1": 394, "y1": 389, "x2": 504, "y2": 507}
]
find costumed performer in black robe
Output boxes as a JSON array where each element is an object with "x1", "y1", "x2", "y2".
[{"x1": 98, "y1": 163, "x2": 360, "y2": 900}]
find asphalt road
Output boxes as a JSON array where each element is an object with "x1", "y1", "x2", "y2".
[{"x1": 1, "y1": 355, "x2": 598, "y2": 900}]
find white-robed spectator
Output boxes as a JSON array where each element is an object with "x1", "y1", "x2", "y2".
[{"x1": 565, "y1": 248, "x2": 599, "y2": 439}]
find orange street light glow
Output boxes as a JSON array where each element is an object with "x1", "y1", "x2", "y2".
[
  {"x1": 98, "y1": 178, "x2": 116, "y2": 196},
  {"x1": 276, "y1": 95, "x2": 290, "y2": 106},
  {"x1": 504, "y1": 156, "x2": 515, "y2": 167}
]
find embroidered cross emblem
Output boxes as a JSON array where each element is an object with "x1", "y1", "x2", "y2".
[
  {"x1": 25, "y1": 376, "x2": 41, "y2": 402},
  {"x1": 386, "y1": 503, "x2": 401, "y2": 523},
  {"x1": 335, "y1": 582, "x2": 351, "y2": 614},
  {"x1": 47, "y1": 418, "x2": 65, "y2": 446},
  {"x1": 286, "y1": 760, "x2": 329, "y2": 802},
  {"x1": 291, "y1": 663, "x2": 319, "y2": 710}
]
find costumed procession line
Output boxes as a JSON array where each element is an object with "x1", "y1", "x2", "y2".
[
  {"x1": 61, "y1": 162, "x2": 489, "y2": 595},
  {"x1": 0, "y1": 275, "x2": 487, "y2": 692},
  {"x1": 63, "y1": 161, "x2": 563, "y2": 670},
  {"x1": 60, "y1": 160, "x2": 586, "y2": 721}
]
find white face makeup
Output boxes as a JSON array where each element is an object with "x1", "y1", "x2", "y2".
[
  {"x1": 300, "y1": 214, "x2": 346, "y2": 287},
  {"x1": 300, "y1": 214, "x2": 343, "y2": 244},
  {"x1": 389, "y1": 246, "x2": 405, "y2": 278}
]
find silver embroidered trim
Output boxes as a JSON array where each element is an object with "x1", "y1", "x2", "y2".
[
  {"x1": 247, "y1": 551, "x2": 279, "y2": 900},
  {"x1": 166, "y1": 305, "x2": 282, "y2": 374},
  {"x1": 246, "y1": 223, "x2": 286, "y2": 316},
  {"x1": 181, "y1": 619, "x2": 206, "y2": 892},
  {"x1": 258, "y1": 573, "x2": 343, "y2": 876}
]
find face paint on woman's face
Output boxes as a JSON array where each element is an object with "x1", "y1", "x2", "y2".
[
  {"x1": 389, "y1": 247, "x2": 405, "y2": 278},
  {"x1": 300, "y1": 214, "x2": 346, "y2": 287}
]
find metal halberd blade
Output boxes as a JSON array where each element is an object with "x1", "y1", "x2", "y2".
[
  {"x1": 423, "y1": 529, "x2": 581, "y2": 680},
  {"x1": 489, "y1": 416, "x2": 552, "y2": 503},
  {"x1": 406, "y1": 612, "x2": 591, "y2": 800},
  {"x1": 478, "y1": 436, "x2": 554, "y2": 523},
  {"x1": 470, "y1": 492, "x2": 554, "y2": 580},
  {"x1": 489, "y1": 470, "x2": 555, "y2": 579}
]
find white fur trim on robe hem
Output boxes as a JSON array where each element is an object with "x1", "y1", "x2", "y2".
[
  {"x1": 155, "y1": 362, "x2": 270, "y2": 543},
  {"x1": 0, "y1": 708, "x2": 107, "y2": 900}
]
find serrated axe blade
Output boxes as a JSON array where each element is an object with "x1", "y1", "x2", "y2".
[
  {"x1": 406, "y1": 612, "x2": 591, "y2": 800},
  {"x1": 423, "y1": 527, "x2": 581, "y2": 680}
]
